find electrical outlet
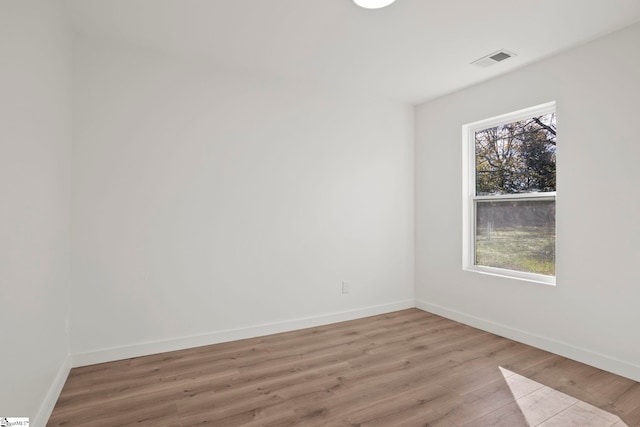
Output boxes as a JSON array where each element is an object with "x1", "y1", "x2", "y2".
[{"x1": 342, "y1": 281, "x2": 350, "y2": 294}]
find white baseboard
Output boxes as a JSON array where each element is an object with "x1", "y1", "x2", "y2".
[
  {"x1": 34, "y1": 353, "x2": 71, "y2": 427},
  {"x1": 72, "y1": 299, "x2": 415, "y2": 368},
  {"x1": 415, "y1": 299, "x2": 640, "y2": 383}
]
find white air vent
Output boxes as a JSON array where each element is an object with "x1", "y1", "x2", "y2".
[{"x1": 471, "y1": 49, "x2": 516, "y2": 68}]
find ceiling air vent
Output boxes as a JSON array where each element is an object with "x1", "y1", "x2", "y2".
[{"x1": 471, "y1": 49, "x2": 516, "y2": 68}]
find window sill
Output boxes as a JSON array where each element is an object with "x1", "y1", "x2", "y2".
[{"x1": 464, "y1": 265, "x2": 556, "y2": 286}]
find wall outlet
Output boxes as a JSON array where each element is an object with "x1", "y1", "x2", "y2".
[{"x1": 342, "y1": 281, "x2": 350, "y2": 294}]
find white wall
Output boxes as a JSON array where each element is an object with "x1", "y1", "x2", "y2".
[
  {"x1": 415, "y1": 23, "x2": 640, "y2": 381},
  {"x1": 71, "y1": 39, "x2": 414, "y2": 362},
  {"x1": 0, "y1": 0, "x2": 72, "y2": 423}
]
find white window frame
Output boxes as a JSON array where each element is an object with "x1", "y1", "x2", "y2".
[{"x1": 462, "y1": 101, "x2": 556, "y2": 286}]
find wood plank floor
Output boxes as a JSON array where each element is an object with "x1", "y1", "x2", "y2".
[{"x1": 48, "y1": 309, "x2": 640, "y2": 426}]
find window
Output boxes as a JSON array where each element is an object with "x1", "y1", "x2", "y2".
[{"x1": 463, "y1": 102, "x2": 556, "y2": 285}]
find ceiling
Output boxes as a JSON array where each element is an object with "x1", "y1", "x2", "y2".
[{"x1": 63, "y1": 0, "x2": 640, "y2": 104}]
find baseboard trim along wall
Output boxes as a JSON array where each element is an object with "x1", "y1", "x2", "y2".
[
  {"x1": 72, "y1": 299, "x2": 415, "y2": 368},
  {"x1": 35, "y1": 354, "x2": 71, "y2": 427},
  {"x1": 415, "y1": 299, "x2": 640, "y2": 383}
]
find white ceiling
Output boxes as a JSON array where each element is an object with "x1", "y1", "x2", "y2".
[{"x1": 64, "y1": 0, "x2": 640, "y2": 104}]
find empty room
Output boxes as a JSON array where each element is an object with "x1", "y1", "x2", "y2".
[{"x1": 2, "y1": 0, "x2": 640, "y2": 425}]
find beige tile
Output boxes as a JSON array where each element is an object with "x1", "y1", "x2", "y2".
[
  {"x1": 514, "y1": 386, "x2": 578, "y2": 426},
  {"x1": 611, "y1": 405, "x2": 638, "y2": 427},
  {"x1": 537, "y1": 402, "x2": 618, "y2": 427},
  {"x1": 500, "y1": 368, "x2": 546, "y2": 400},
  {"x1": 573, "y1": 401, "x2": 623, "y2": 425}
]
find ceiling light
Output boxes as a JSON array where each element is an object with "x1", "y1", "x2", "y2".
[{"x1": 353, "y1": 0, "x2": 397, "y2": 9}]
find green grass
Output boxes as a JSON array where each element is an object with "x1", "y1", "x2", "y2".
[{"x1": 476, "y1": 227, "x2": 555, "y2": 276}]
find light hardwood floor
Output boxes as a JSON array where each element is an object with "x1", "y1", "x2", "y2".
[{"x1": 48, "y1": 309, "x2": 640, "y2": 426}]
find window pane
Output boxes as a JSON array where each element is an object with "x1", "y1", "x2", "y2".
[
  {"x1": 475, "y1": 199, "x2": 555, "y2": 275},
  {"x1": 475, "y1": 113, "x2": 556, "y2": 195}
]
